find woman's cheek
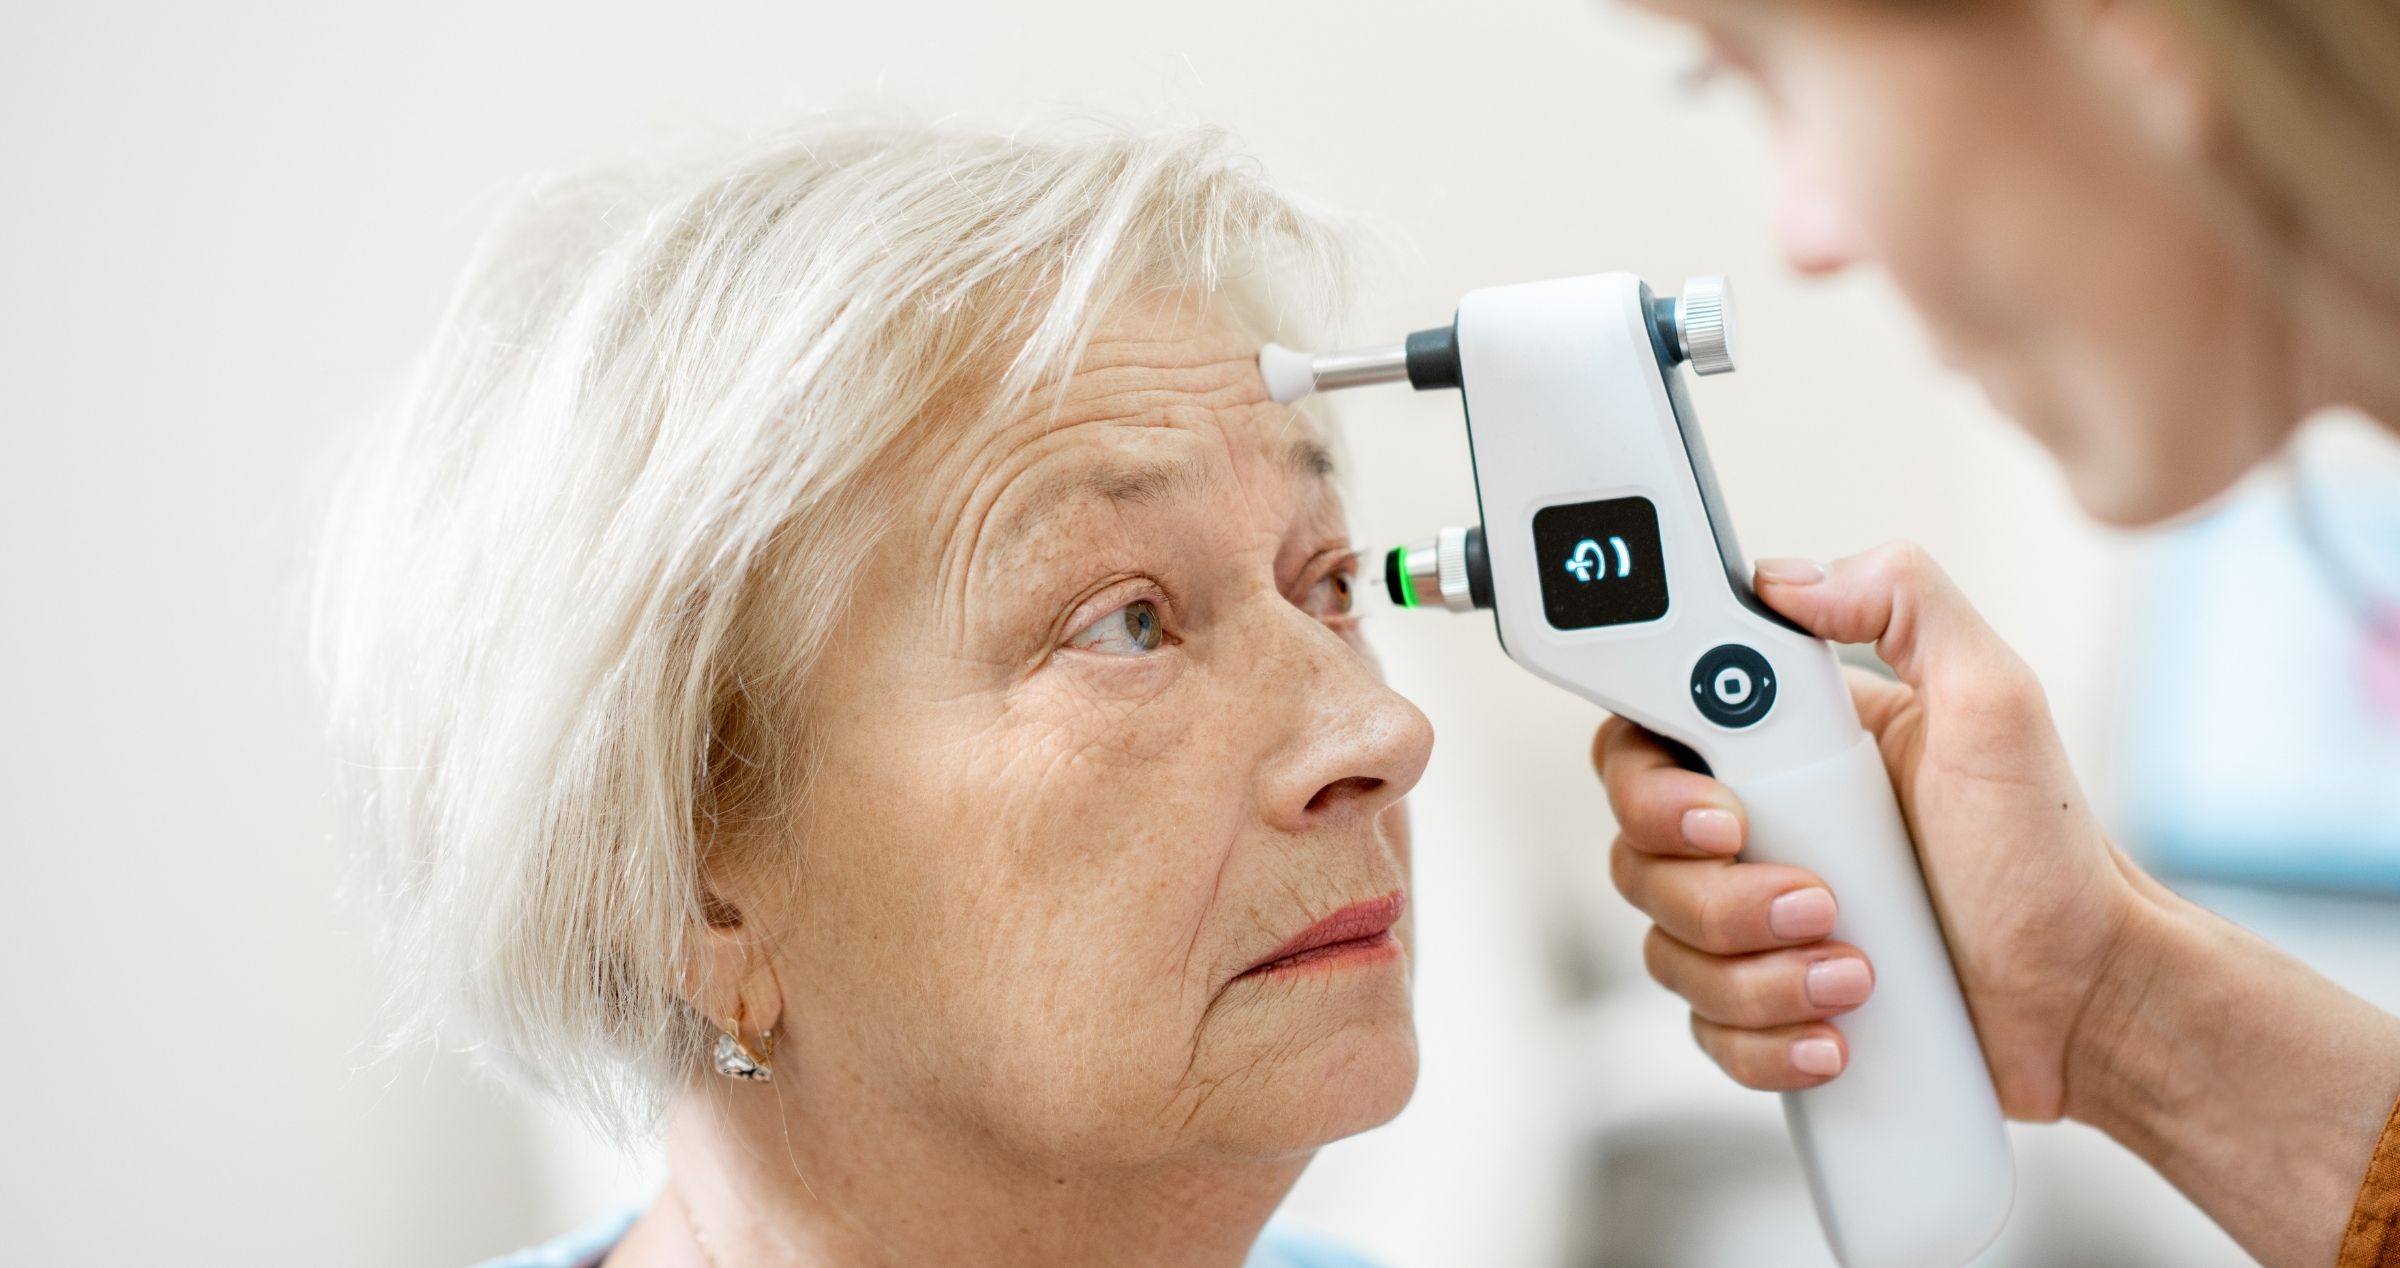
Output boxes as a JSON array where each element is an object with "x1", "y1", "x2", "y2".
[{"x1": 1020, "y1": 648, "x2": 1195, "y2": 761}]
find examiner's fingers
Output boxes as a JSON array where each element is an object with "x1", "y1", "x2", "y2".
[
  {"x1": 1593, "y1": 716, "x2": 1746, "y2": 858},
  {"x1": 1643, "y1": 928, "x2": 1876, "y2": 1028},
  {"x1": 1754, "y1": 544, "x2": 2048, "y2": 737},
  {"x1": 1691, "y1": 1015, "x2": 1851, "y2": 1091},
  {"x1": 1841, "y1": 662, "x2": 1916, "y2": 742},
  {"x1": 1609, "y1": 837, "x2": 1838, "y2": 955}
]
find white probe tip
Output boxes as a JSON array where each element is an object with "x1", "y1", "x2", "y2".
[{"x1": 1258, "y1": 342, "x2": 1317, "y2": 406}]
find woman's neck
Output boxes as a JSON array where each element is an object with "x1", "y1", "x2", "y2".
[
  {"x1": 2294, "y1": 255, "x2": 2400, "y2": 434},
  {"x1": 649, "y1": 1078, "x2": 1309, "y2": 1268}
]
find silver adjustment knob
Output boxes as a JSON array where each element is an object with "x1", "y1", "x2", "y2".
[
  {"x1": 1433, "y1": 525, "x2": 1476, "y2": 613},
  {"x1": 1678, "y1": 275, "x2": 1738, "y2": 376}
]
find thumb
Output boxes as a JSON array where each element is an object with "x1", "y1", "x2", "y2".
[{"x1": 1751, "y1": 542, "x2": 2026, "y2": 695}]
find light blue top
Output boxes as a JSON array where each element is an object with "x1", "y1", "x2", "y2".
[{"x1": 471, "y1": 1206, "x2": 1381, "y2": 1268}]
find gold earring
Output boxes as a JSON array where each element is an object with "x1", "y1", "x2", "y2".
[{"x1": 711, "y1": 1002, "x2": 775, "y2": 1082}]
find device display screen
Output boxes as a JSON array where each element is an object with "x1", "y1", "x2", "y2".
[{"x1": 1531, "y1": 496, "x2": 1670, "y2": 630}]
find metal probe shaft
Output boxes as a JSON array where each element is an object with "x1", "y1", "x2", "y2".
[
  {"x1": 1259, "y1": 327, "x2": 1455, "y2": 405},
  {"x1": 1259, "y1": 341, "x2": 1409, "y2": 404},
  {"x1": 1308, "y1": 344, "x2": 1409, "y2": 392}
]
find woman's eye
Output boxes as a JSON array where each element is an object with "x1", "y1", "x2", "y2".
[
  {"x1": 1066, "y1": 599, "x2": 1168, "y2": 656},
  {"x1": 1302, "y1": 566, "x2": 1357, "y2": 619}
]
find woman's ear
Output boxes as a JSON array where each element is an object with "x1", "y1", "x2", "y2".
[
  {"x1": 2065, "y1": 0, "x2": 2218, "y2": 160},
  {"x1": 677, "y1": 886, "x2": 786, "y2": 1046}
]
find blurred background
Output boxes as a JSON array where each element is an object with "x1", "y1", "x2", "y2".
[{"x1": 4, "y1": 0, "x2": 2396, "y2": 1264}]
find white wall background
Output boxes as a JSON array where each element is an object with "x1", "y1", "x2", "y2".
[{"x1": 0, "y1": 0, "x2": 2281, "y2": 1263}]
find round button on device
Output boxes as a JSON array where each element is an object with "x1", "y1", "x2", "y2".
[{"x1": 1691, "y1": 644, "x2": 1777, "y2": 728}]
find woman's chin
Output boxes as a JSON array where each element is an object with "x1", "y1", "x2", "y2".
[
  {"x1": 1984, "y1": 360, "x2": 2275, "y2": 529},
  {"x1": 2061, "y1": 439, "x2": 2250, "y2": 529},
  {"x1": 1194, "y1": 1003, "x2": 1421, "y2": 1159},
  {"x1": 1304, "y1": 1013, "x2": 1420, "y2": 1141}
]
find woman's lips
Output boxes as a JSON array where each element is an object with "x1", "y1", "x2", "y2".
[{"x1": 1238, "y1": 891, "x2": 1407, "y2": 979}]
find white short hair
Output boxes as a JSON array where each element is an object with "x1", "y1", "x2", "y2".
[{"x1": 310, "y1": 120, "x2": 1351, "y2": 1141}]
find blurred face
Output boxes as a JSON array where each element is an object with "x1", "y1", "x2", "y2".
[
  {"x1": 1634, "y1": 0, "x2": 2299, "y2": 524},
  {"x1": 752, "y1": 294, "x2": 1432, "y2": 1173}
]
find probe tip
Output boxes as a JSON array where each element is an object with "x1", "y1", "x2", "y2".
[{"x1": 1258, "y1": 342, "x2": 1318, "y2": 406}]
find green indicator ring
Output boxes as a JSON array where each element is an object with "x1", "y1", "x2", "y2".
[{"x1": 1394, "y1": 546, "x2": 1419, "y2": 609}]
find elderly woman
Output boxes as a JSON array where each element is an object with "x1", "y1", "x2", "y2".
[{"x1": 315, "y1": 126, "x2": 1427, "y2": 1267}]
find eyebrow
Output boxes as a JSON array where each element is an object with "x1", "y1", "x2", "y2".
[{"x1": 992, "y1": 435, "x2": 1335, "y2": 555}]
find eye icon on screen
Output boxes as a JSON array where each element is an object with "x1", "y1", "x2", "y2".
[
  {"x1": 1564, "y1": 536, "x2": 1633, "y2": 584},
  {"x1": 1533, "y1": 497, "x2": 1668, "y2": 630}
]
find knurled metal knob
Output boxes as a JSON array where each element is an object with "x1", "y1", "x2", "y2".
[{"x1": 1679, "y1": 275, "x2": 1738, "y2": 376}]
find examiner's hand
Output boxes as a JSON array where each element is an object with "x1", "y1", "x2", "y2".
[{"x1": 1596, "y1": 543, "x2": 2152, "y2": 1121}]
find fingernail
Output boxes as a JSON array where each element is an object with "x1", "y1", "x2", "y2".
[
  {"x1": 1768, "y1": 887, "x2": 1837, "y2": 940},
  {"x1": 1791, "y1": 1037, "x2": 1844, "y2": 1077},
  {"x1": 1805, "y1": 958, "x2": 1873, "y2": 1009},
  {"x1": 1755, "y1": 557, "x2": 1827, "y2": 585},
  {"x1": 1680, "y1": 807, "x2": 1743, "y2": 853}
]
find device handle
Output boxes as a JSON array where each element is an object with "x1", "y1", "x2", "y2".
[{"x1": 1727, "y1": 732, "x2": 2014, "y2": 1268}]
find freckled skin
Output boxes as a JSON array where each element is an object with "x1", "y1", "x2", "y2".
[{"x1": 643, "y1": 294, "x2": 1436, "y2": 1268}]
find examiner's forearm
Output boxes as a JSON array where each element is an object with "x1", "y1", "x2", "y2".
[{"x1": 2064, "y1": 879, "x2": 2400, "y2": 1266}]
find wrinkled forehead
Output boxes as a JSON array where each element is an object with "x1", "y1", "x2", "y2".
[{"x1": 909, "y1": 298, "x2": 1337, "y2": 570}]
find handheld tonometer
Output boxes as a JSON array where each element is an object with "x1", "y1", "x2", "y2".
[{"x1": 1263, "y1": 274, "x2": 2013, "y2": 1268}]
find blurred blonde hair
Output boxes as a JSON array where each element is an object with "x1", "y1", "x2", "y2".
[
  {"x1": 310, "y1": 120, "x2": 1349, "y2": 1142},
  {"x1": 2152, "y1": 0, "x2": 2400, "y2": 289}
]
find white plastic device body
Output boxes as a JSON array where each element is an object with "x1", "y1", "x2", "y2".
[{"x1": 1455, "y1": 272, "x2": 2013, "y2": 1268}]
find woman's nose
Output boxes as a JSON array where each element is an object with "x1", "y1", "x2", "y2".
[
  {"x1": 1772, "y1": 139, "x2": 1869, "y2": 277},
  {"x1": 1256, "y1": 620, "x2": 1436, "y2": 834}
]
